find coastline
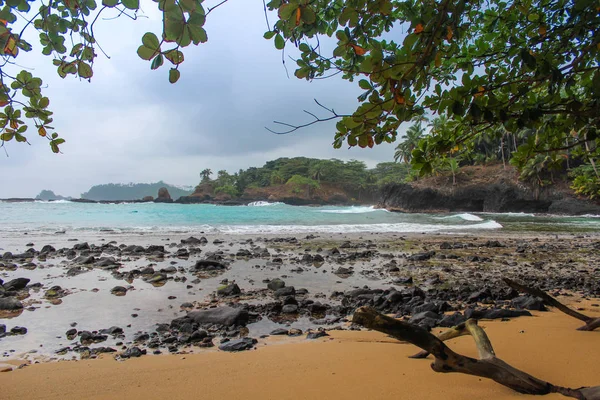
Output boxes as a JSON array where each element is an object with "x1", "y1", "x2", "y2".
[
  {"x1": 1, "y1": 306, "x2": 599, "y2": 400},
  {"x1": 1, "y1": 228, "x2": 599, "y2": 399}
]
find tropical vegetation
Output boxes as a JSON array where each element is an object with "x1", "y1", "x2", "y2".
[
  {"x1": 0, "y1": 0, "x2": 597, "y2": 198},
  {"x1": 197, "y1": 157, "x2": 410, "y2": 199}
]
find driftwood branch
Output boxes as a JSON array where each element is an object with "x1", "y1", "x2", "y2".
[
  {"x1": 353, "y1": 306, "x2": 600, "y2": 399},
  {"x1": 503, "y1": 278, "x2": 600, "y2": 331},
  {"x1": 409, "y1": 322, "x2": 470, "y2": 359}
]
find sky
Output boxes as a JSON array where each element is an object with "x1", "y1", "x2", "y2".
[{"x1": 0, "y1": 0, "x2": 403, "y2": 198}]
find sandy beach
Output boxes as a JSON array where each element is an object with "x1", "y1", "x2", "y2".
[
  {"x1": 1, "y1": 230, "x2": 599, "y2": 399},
  {"x1": 1, "y1": 305, "x2": 599, "y2": 400}
]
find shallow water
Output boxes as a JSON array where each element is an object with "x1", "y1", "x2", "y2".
[
  {"x1": 0, "y1": 240, "x2": 393, "y2": 360},
  {"x1": 1, "y1": 201, "x2": 599, "y2": 236}
]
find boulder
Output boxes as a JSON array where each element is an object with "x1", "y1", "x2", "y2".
[
  {"x1": 512, "y1": 295, "x2": 547, "y2": 311},
  {"x1": 281, "y1": 304, "x2": 299, "y2": 314},
  {"x1": 267, "y1": 278, "x2": 286, "y2": 291},
  {"x1": 187, "y1": 306, "x2": 249, "y2": 326},
  {"x1": 110, "y1": 286, "x2": 128, "y2": 296},
  {"x1": 218, "y1": 337, "x2": 257, "y2": 352},
  {"x1": 142, "y1": 196, "x2": 154, "y2": 202},
  {"x1": 274, "y1": 286, "x2": 296, "y2": 298},
  {"x1": 217, "y1": 283, "x2": 241, "y2": 297},
  {"x1": 306, "y1": 330, "x2": 329, "y2": 339},
  {"x1": 0, "y1": 297, "x2": 23, "y2": 310},
  {"x1": 182, "y1": 236, "x2": 208, "y2": 245},
  {"x1": 121, "y1": 347, "x2": 145, "y2": 358},
  {"x1": 192, "y1": 259, "x2": 226, "y2": 271},
  {"x1": 3, "y1": 277, "x2": 30, "y2": 291},
  {"x1": 155, "y1": 187, "x2": 173, "y2": 203}
]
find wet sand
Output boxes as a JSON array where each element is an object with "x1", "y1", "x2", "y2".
[{"x1": 1, "y1": 306, "x2": 599, "y2": 400}]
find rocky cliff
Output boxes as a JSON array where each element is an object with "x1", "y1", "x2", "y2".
[
  {"x1": 379, "y1": 164, "x2": 600, "y2": 215},
  {"x1": 176, "y1": 182, "x2": 376, "y2": 206}
]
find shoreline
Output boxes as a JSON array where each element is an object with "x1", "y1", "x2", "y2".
[{"x1": 1, "y1": 306, "x2": 599, "y2": 400}]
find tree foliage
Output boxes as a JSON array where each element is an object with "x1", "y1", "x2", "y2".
[
  {"x1": 197, "y1": 157, "x2": 410, "y2": 199},
  {"x1": 1, "y1": 0, "x2": 598, "y2": 193}
]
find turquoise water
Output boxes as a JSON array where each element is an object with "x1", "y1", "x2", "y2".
[{"x1": 0, "y1": 201, "x2": 598, "y2": 234}]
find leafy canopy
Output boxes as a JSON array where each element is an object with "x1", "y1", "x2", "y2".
[{"x1": 0, "y1": 0, "x2": 598, "y2": 168}]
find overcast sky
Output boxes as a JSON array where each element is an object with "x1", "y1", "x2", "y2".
[{"x1": 0, "y1": 0, "x2": 402, "y2": 198}]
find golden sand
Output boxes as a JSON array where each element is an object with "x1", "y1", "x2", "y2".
[{"x1": 1, "y1": 306, "x2": 599, "y2": 400}]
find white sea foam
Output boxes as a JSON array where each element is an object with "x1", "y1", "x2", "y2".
[
  {"x1": 437, "y1": 213, "x2": 483, "y2": 221},
  {"x1": 216, "y1": 220, "x2": 502, "y2": 234},
  {"x1": 320, "y1": 206, "x2": 384, "y2": 214},
  {"x1": 247, "y1": 201, "x2": 284, "y2": 207},
  {"x1": 33, "y1": 199, "x2": 73, "y2": 204}
]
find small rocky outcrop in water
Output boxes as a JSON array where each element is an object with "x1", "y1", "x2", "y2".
[
  {"x1": 154, "y1": 187, "x2": 173, "y2": 203},
  {"x1": 141, "y1": 196, "x2": 154, "y2": 202}
]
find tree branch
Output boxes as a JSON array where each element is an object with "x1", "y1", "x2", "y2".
[
  {"x1": 353, "y1": 306, "x2": 599, "y2": 398},
  {"x1": 503, "y1": 278, "x2": 599, "y2": 331}
]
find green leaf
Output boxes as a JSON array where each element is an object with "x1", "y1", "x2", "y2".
[
  {"x1": 121, "y1": 0, "x2": 139, "y2": 10},
  {"x1": 358, "y1": 79, "x2": 371, "y2": 90},
  {"x1": 0, "y1": 132, "x2": 14, "y2": 141},
  {"x1": 142, "y1": 32, "x2": 160, "y2": 50},
  {"x1": 77, "y1": 61, "x2": 93, "y2": 79},
  {"x1": 179, "y1": 0, "x2": 196, "y2": 12},
  {"x1": 274, "y1": 34, "x2": 285, "y2": 50},
  {"x1": 164, "y1": 49, "x2": 184, "y2": 65},
  {"x1": 169, "y1": 68, "x2": 180, "y2": 83},
  {"x1": 164, "y1": 12, "x2": 186, "y2": 42},
  {"x1": 301, "y1": 7, "x2": 316, "y2": 24},
  {"x1": 263, "y1": 31, "x2": 276, "y2": 40},
  {"x1": 137, "y1": 45, "x2": 158, "y2": 60},
  {"x1": 102, "y1": 0, "x2": 119, "y2": 7},
  {"x1": 299, "y1": 43, "x2": 310, "y2": 52},
  {"x1": 278, "y1": 3, "x2": 297, "y2": 20},
  {"x1": 187, "y1": 25, "x2": 207, "y2": 44},
  {"x1": 39, "y1": 97, "x2": 50, "y2": 108},
  {"x1": 151, "y1": 54, "x2": 164, "y2": 70}
]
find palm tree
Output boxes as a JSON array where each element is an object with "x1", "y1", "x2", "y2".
[
  {"x1": 394, "y1": 122, "x2": 425, "y2": 163},
  {"x1": 200, "y1": 168, "x2": 212, "y2": 183}
]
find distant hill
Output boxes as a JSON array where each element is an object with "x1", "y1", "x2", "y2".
[
  {"x1": 35, "y1": 190, "x2": 71, "y2": 201},
  {"x1": 81, "y1": 181, "x2": 193, "y2": 201}
]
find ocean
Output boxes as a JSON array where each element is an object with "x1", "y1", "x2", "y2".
[{"x1": 0, "y1": 200, "x2": 599, "y2": 236}]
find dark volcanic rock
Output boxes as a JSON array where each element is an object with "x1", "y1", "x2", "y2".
[
  {"x1": 10, "y1": 326, "x2": 27, "y2": 335},
  {"x1": 438, "y1": 312, "x2": 466, "y2": 327},
  {"x1": 218, "y1": 337, "x2": 257, "y2": 352},
  {"x1": 40, "y1": 245, "x2": 56, "y2": 253},
  {"x1": 121, "y1": 346, "x2": 145, "y2": 358},
  {"x1": 3, "y1": 277, "x2": 30, "y2": 291},
  {"x1": 181, "y1": 236, "x2": 208, "y2": 245},
  {"x1": 334, "y1": 267, "x2": 353, "y2": 276},
  {"x1": 267, "y1": 278, "x2": 285, "y2": 291},
  {"x1": 274, "y1": 286, "x2": 296, "y2": 298},
  {"x1": 145, "y1": 273, "x2": 168, "y2": 284},
  {"x1": 465, "y1": 308, "x2": 532, "y2": 320},
  {"x1": 270, "y1": 328, "x2": 289, "y2": 335},
  {"x1": 512, "y1": 295, "x2": 547, "y2": 311},
  {"x1": 407, "y1": 251, "x2": 435, "y2": 261},
  {"x1": 185, "y1": 306, "x2": 249, "y2": 327},
  {"x1": 0, "y1": 297, "x2": 23, "y2": 310},
  {"x1": 110, "y1": 286, "x2": 128, "y2": 296},
  {"x1": 73, "y1": 242, "x2": 90, "y2": 251},
  {"x1": 281, "y1": 304, "x2": 299, "y2": 314},
  {"x1": 306, "y1": 330, "x2": 329, "y2": 339},
  {"x1": 192, "y1": 259, "x2": 227, "y2": 271},
  {"x1": 217, "y1": 283, "x2": 241, "y2": 297}
]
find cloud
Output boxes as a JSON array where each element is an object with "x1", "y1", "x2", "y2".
[{"x1": 0, "y1": 1, "x2": 402, "y2": 198}]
